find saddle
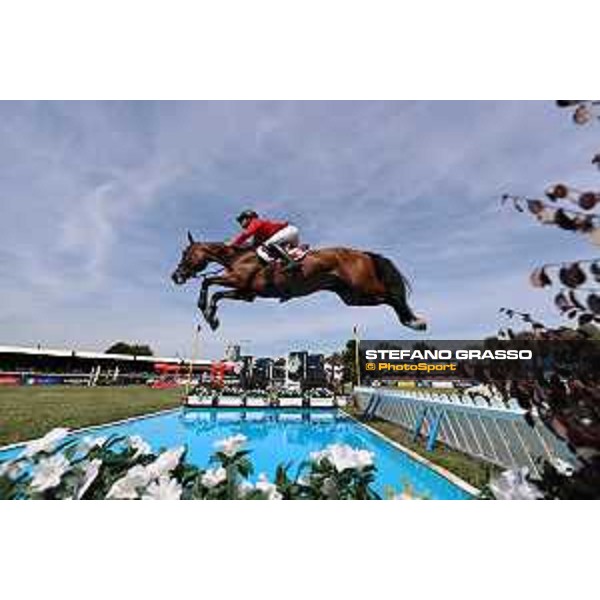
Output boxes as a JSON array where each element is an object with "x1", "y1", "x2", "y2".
[
  {"x1": 287, "y1": 244, "x2": 310, "y2": 261},
  {"x1": 260, "y1": 243, "x2": 310, "y2": 266}
]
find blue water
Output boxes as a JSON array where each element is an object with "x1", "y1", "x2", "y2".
[{"x1": 0, "y1": 408, "x2": 471, "y2": 499}]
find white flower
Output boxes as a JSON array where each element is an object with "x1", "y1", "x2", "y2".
[
  {"x1": 22, "y1": 428, "x2": 70, "y2": 458},
  {"x1": 106, "y1": 446, "x2": 184, "y2": 499},
  {"x1": 142, "y1": 476, "x2": 182, "y2": 500},
  {"x1": 310, "y1": 450, "x2": 324, "y2": 462},
  {"x1": 146, "y1": 447, "x2": 185, "y2": 478},
  {"x1": 214, "y1": 434, "x2": 247, "y2": 457},
  {"x1": 201, "y1": 467, "x2": 227, "y2": 488},
  {"x1": 106, "y1": 465, "x2": 151, "y2": 500},
  {"x1": 255, "y1": 473, "x2": 282, "y2": 500},
  {"x1": 128, "y1": 435, "x2": 152, "y2": 458},
  {"x1": 311, "y1": 444, "x2": 374, "y2": 472},
  {"x1": 239, "y1": 480, "x2": 255, "y2": 497},
  {"x1": 30, "y1": 454, "x2": 70, "y2": 492},
  {"x1": 490, "y1": 468, "x2": 545, "y2": 500},
  {"x1": 76, "y1": 459, "x2": 102, "y2": 499},
  {"x1": 0, "y1": 460, "x2": 23, "y2": 480},
  {"x1": 79, "y1": 436, "x2": 107, "y2": 453}
]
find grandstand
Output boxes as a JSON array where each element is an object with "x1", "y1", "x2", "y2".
[
  {"x1": 0, "y1": 345, "x2": 211, "y2": 386},
  {"x1": 0, "y1": 344, "x2": 338, "y2": 390}
]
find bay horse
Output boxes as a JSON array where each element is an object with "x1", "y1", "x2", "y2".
[{"x1": 171, "y1": 232, "x2": 427, "y2": 332}]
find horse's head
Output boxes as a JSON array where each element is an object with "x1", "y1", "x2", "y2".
[{"x1": 171, "y1": 232, "x2": 211, "y2": 285}]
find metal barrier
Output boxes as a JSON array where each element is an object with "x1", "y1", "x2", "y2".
[{"x1": 353, "y1": 386, "x2": 576, "y2": 476}]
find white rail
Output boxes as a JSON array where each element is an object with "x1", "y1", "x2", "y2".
[{"x1": 353, "y1": 386, "x2": 575, "y2": 476}]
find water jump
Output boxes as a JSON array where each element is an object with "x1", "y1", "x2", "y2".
[{"x1": 171, "y1": 209, "x2": 427, "y2": 332}]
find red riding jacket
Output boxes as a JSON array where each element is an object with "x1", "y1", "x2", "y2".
[{"x1": 230, "y1": 217, "x2": 288, "y2": 247}]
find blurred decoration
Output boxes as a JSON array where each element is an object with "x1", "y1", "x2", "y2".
[
  {"x1": 502, "y1": 194, "x2": 600, "y2": 238},
  {"x1": 555, "y1": 100, "x2": 600, "y2": 125},
  {"x1": 488, "y1": 103, "x2": 600, "y2": 498}
]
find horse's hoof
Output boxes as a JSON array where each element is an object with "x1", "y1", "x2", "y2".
[{"x1": 406, "y1": 317, "x2": 427, "y2": 331}]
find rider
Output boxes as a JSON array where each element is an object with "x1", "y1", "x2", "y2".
[{"x1": 228, "y1": 209, "x2": 301, "y2": 271}]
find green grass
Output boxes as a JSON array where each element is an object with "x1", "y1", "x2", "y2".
[
  {"x1": 344, "y1": 406, "x2": 499, "y2": 490},
  {"x1": 0, "y1": 385, "x2": 182, "y2": 447}
]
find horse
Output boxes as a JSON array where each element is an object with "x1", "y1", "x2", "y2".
[{"x1": 171, "y1": 232, "x2": 427, "y2": 332}]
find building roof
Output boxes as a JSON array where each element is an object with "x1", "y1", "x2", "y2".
[{"x1": 0, "y1": 345, "x2": 211, "y2": 366}]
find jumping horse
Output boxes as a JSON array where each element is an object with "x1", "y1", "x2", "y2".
[{"x1": 171, "y1": 232, "x2": 427, "y2": 332}]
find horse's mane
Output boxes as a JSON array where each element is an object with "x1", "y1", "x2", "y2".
[
  {"x1": 201, "y1": 241, "x2": 252, "y2": 255},
  {"x1": 195, "y1": 242, "x2": 255, "y2": 267}
]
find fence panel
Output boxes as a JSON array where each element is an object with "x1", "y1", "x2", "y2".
[{"x1": 353, "y1": 386, "x2": 575, "y2": 472}]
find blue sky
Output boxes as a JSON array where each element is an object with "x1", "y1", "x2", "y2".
[{"x1": 1, "y1": 101, "x2": 598, "y2": 359}]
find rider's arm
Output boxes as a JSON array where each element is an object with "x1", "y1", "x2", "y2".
[{"x1": 229, "y1": 219, "x2": 261, "y2": 246}]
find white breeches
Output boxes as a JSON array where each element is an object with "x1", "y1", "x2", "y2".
[{"x1": 256, "y1": 225, "x2": 299, "y2": 261}]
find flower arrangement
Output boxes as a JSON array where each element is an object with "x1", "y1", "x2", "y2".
[
  {"x1": 187, "y1": 385, "x2": 217, "y2": 398},
  {"x1": 305, "y1": 388, "x2": 334, "y2": 398},
  {"x1": 244, "y1": 388, "x2": 270, "y2": 399},
  {"x1": 0, "y1": 428, "x2": 384, "y2": 500},
  {"x1": 274, "y1": 388, "x2": 304, "y2": 399},
  {"x1": 184, "y1": 385, "x2": 217, "y2": 406},
  {"x1": 219, "y1": 385, "x2": 245, "y2": 397}
]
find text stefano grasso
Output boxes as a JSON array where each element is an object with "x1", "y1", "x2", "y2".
[{"x1": 364, "y1": 349, "x2": 533, "y2": 361}]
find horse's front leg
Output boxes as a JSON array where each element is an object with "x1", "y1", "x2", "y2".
[
  {"x1": 205, "y1": 290, "x2": 255, "y2": 330},
  {"x1": 197, "y1": 276, "x2": 227, "y2": 313}
]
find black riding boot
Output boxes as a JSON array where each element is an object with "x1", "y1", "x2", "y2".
[{"x1": 269, "y1": 244, "x2": 300, "y2": 272}]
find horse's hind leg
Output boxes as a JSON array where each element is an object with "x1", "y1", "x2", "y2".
[
  {"x1": 387, "y1": 294, "x2": 427, "y2": 331},
  {"x1": 334, "y1": 284, "x2": 380, "y2": 307},
  {"x1": 335, "y1": 283, "x2": 427, "y2": 331}
]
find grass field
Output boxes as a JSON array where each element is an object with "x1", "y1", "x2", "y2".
[{"x1": 0, "y1": 385, "x2": 182, "y2": 447}]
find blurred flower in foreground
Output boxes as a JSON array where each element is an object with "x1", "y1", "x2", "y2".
[
  {"x1": 311, "y1": 444, "x2": 374, "y2": 472},
  {"x1": 22, "y1": 428, "x2": 70, "y2": 458},
  {"x1": 214, "y1": 434, "x2": 247, "y2": 457},
  {"x1": 490, "y1": 468, "x2": 544, "y2": 500},
  {"x1": 142, "y1": 476, "x2": 182, "y2": 500},
  {"x1": 30, "y1": 454, "x2": 70, "y2": 492}
]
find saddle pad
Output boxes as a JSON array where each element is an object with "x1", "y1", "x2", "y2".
[{"x1": 288, "y1": 245, "x2": 310, "y2": 260}]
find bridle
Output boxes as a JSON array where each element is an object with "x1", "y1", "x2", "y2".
[
  {"x1": 184, "y1": 243, "x2": 240, "y2": 280},
  {"x1": 176, "y1": 242, "x2": 252, "y2": 283}
]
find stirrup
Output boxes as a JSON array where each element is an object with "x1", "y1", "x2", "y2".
[{"x1": 269, "y1": 244, "x2": 298, "y2": 270}]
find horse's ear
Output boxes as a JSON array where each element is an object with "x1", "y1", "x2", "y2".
[{"x1": 187, "y1": 231, "x2": 195, "y2": 244}]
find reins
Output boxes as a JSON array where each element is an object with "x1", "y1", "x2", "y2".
[{"x1": 193, "y1": 268, "x2": 225, "y2": 280}]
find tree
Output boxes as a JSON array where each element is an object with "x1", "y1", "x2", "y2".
[
  {"x1": 341, "y1": 339, "x2": 358, "y2": 383},
  {"x1": 105, "y1": 342, "x2": 154, "y2": 357}
]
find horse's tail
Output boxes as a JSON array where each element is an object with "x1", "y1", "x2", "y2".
[{"x1": 366, "y1": 252, "x2": 412, "y2": 297}]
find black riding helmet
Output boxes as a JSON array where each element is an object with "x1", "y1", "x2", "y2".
[{"x1": 236, "y1": 209, "x2": 259, "y2": 225}]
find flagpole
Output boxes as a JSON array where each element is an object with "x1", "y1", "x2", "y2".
[{"x1": 186, "y1": 324, "x2": 201, "y2": 396}]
